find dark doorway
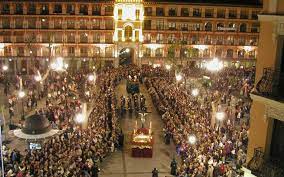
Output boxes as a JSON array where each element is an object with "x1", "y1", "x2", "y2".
[
  {"x1": 270, "y1": 119, "x2": 284, "y2": 163},
  {"x1": 119, "y1": 48, "x2": 133, "y2": 65}
]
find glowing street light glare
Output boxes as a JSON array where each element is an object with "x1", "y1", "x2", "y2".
[
  {"x1": 125, "y1": 48, "x2": 130, "y2": 53},
  {"x1": 34, "y1": 75, "x2": 42, "y2": 82},
  {"x1": 18, "y1": 90, "x2": 25, "y2": 98},
  {"x1": 191, "y1": 88, "x2": 199, "y2": 97},
  {"x1": 75, "y1": 113, "x2": 85, "y2": 124},
  {"x1": 216, "y1": 111, "x2": 225, "y2": 121},
  {"x1": 51, "y1": 57, "x2": 65, "y2": 71},
  {"x1": 176, "y1": 74, "x2": 182, "y2": 82},
  {"x1": 188, "y1": 135, "x2": 197, "y2": 145},
  {"x1": 88, "y1": 74, "x2": 95, "y2": 82},
  {"x1": 165, "y1": 64, "x2": 171, "y2": 70},
  {"x1": 206, "y1": 58, "x2": 223, "y2": 72},
  {"x1": 64, "y1": 63, "x2": 69, "y2": 69},
  {"x1": 2, "y1": 65, "x2": 8, "y2": 71}
]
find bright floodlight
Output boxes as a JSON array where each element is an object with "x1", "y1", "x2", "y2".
[
  {"x1": 2, "y1": 65, "x2": 8, "y2": 71},
  {"x1": 188, "y1": 135, "x2": 197, "y2": 145},
  {"x1": 206, "y1": 58, "x2": 223, "y2": 72},
  {"x1": 176, "y1": 74, "x2": 182, "y2": 82},
  {"x1": 165, "y1": 64, "x2": 171, "y2": 70},
  {"x1": 34, "y1": 75, "x2": 41, "y2": 82},
  {"x1": 191, "y1": 88, "x2": 199, "y2": 97},
  {"x1": 75, "y1": 113, "x2": 85, "y2": 123},
  {"x1": 216, "y1": 111, "x2": 225, "y2": 121},
  {"x1": 64, "y1": 63, "x2": 69, "y2": 69},
  {"x1": 51, "y1": 57, "x2": 65, "y2": 71},
  {"x1": 18, "y1": 90, "x2": 25, "y2": 98},
  {"x1": 125, "y1": 48, "x2": 130, "y2": 53},
  {"x1": 88, "y1": 74, "x2": 95, "y2": 82}
]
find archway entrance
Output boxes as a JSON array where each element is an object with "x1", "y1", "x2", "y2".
[{"x1": 119, "y1": 48, "x2": 134, "y2": 65}]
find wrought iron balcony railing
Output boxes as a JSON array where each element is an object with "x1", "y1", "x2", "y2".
[
  {"x1": 255, "y1": 67, "x2": 284, "y2": 100},
  {"x1": 247, "y1": 147, "x2": 284, "y2": 177}
]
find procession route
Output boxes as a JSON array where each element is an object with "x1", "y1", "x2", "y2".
[{"x1": 100, "y1": 80, "x2": 176, "y2": 177}]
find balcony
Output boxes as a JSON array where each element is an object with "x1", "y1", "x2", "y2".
[
  {"x1": 254, "y1": 68, "x2": 284, "y2": 100},
  {"x1": 245, "y1": 147, "x2": 284, "y2": 177}
]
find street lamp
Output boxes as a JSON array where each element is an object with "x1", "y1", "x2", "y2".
[
  {"x1": 188, "y1": 134, "x2": 197, "y2": 145},
  {"x1": 18, "y1": 90, "x2": 25, "y2": 120},
  {"x1": 175, "y1": 74, "x2": 182, "y2": 82},
  {"x1": 2, "y1": 65, "x2": 8, "y2": 71},
  {"x1": 191, "y1": 88, "x2": 199, "y2": 97},
  {"x1": 206, "y1": 58, "x2": 223, "y2": 72}
]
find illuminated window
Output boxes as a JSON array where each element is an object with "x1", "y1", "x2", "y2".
[
  {"x1": 181, "y1": 8, "x2": 189, "y2": 17},
  {"x1": 67, "y1": 4, "x2": 75, "y2": 15},
  {"x1": 144, "y1": 48, "x2": 151, "y2": 57},
  {"x1": 156, "y1": 48, "x2": 163, "y2": 57},
  {"x1": 226, "y1": 49, "x2": 233, "y2": 58},
  {"x1": 168, "y1": 22, "x2": 176, "y2": 30},
  {"x1": 40, "y1": 4, "x2": 49, "y2": 15},
  {"x1": 136, "y1": 10, "x2": 140, "y2": 20},
  {"x1": 125, "y1": 25, "x2": 133, "y2": 41},
  {"x1": 118, "y1": 9, "x2": 122, "y2": 19},
  {"x1": 156, "y1": 20, "x2": 164, "y2": 30}
]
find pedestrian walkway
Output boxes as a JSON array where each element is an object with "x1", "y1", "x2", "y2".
[{"x1": 100, "y1": 81, "x2": 176, "y2": 177}]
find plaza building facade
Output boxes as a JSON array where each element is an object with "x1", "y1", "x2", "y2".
[
  {"x1": 243, "y1": 0, "x2": 284, "y2": 177},
  {"x1": 0, "y1": 0, "x2": 262, "y2": 74}
]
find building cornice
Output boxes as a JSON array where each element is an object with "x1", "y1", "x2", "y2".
[
  {"x1": 250, "y1": 93, "x2": 284, "y2": 121},
  {"x1": 258, "y1": 14, "x2": 284, "y2": 22}
]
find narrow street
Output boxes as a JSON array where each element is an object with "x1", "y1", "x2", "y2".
[{"x1": 100, "y1": 80, "x2": 177, "y2": 177}]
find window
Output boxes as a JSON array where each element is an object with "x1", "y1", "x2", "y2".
[
  {"x1": 228, "y1": 23, "x2": 236, "y2": 32},
  {"x1": 54, "y1": 18, "x2": 63, "y2": 29},
  {"x1": 192, "y1": 23, "x2": 200, "y2": 31},
  {"x1": 215, "y1": 49, "x2": 222, "y2": 58},
  {"x1": 79, "y1": 19, "x2": 88, "y2": 29},
  {"x1": 249, "y1": 36, "x2": 258, "y2": 45},
  {"x1": 227, "y1": 49, "x2": 233, "y2": 58},
  {"x1": 105, "y1": 47, "x2": 113, "y2": 57},
  {"x1": 240, "y1": 10, "x2": 248, "y2": 19},
  {"x1": 93, "y1": 33, "x2": 100, "y2": 43},
  {"x1": 144, "y1": 20, "x2": 151, "y2": 30},
  {"x1": 251, "y1": 23, "x2": 259, "y2": 33},
  {"x1": 240, "y1": 23, "x2": 247, "y2": 32},
  {"x1": 67, "y1": 4, "x2": 75, "y2": 14},
  {"x1": 105, "y1": 6, "x2": 113, "y2": 16},
  {"x1": 105, "y1": 20, "x2": 113, "y2": 29},
  {"x1": 124, "y1": 25, "x2": 133, "y2": 41},
  {"x1": 156, "y1": 48, "x2": 163, "y2": 57},
  {"x1": 80, "y1": 33, "x2": 88, "y2": 43},
  {"x1": 203, "y1": 49, "x2": 210, "y2": 57},
  {"x1": 68, "y1": 47, "x2": 75, "y2": 56},
  {"x1": 239, "y1": 36, "x2": 245, "y2": 45},
  {"x1": 181, "y1": 24, "x2": 188, "y2": 31},
  {"x1": 156, "y1": 7, "x2": 164, "y2": 16},
  {"x1": 93, "y1": 5, "x2": 101, "y2": 15},
  {"x1": 205, "y1": 9, "x2": 214, "y2": 18},
  {"x1": 181, "y1": 8, "x2": 189, "y2": 17},
  {"x1": 227, "y1": 36, "x2": 234, "y2": 45},
  {"x1": 217, "y1": 9, "x2": 225, "y2": 18},
  {"x1": 67, "y1": 33, "x2": 75, "y2": 43},
  {"x1": 145, "y1": 7, "x2": 152, "y2": 16},
  {"x1": 168, "y1": 8, "x2": 177, "y2": 16},
  {"x1": 204, "y1": 22, "x2": 212, "y2": 31},
  {"x1": 251, "y1": 11, "x2": 258, "y2": 19},
  {"x1": 67, "y1": 19, "x2": 75, "y2": 29},
  {"x1": 54, "y1": 33, "x2": 63, "y2": 43},
  {"x1": 40, "y1": 4, "x2": 49, "y2": 15},
  {"x1": 80, "y1": 4, "x2": 88, "y2": 15},
  {"x1": 204, "y1": 35, "x2": 212, "y2": 44},
  {"x1": 168, "y1": 34, "x2": 175, "y2": 44},
  {"x1": 216, "y1": 23, "x2": 224, "y2": 31},
  {"x1": 28, "y1": 4, "x2": 36, "y2": 15},
  {"x1": 193, "y1": 8, "x2": 201, "y2": 17},
  {"x1": 144, "y1": 48, "x2": 151, "y2": 57},
  {"x1": 144, "y1": 34, "x2": 151, "y2": 42},
  {"x1": 105, "y1": 33, "x2": 113, "y2": 43},
  {"x1": 118, "y1": 9, "x2": 122, "y2": 19},
  {"x1": 136, "y1": 10, "x2": 140, "y2": 20},
  {"x1": 17, "y1": 47, "x2": 25, "y2": 56},
  {"x1": 181, "y1": 35, "x2": 188, "y2": 44},
  {"x1": 41, "y1": 18, "x2": 49, "y2": 29},
  {"x1": 94, "y1": 47, "x2": 100, "y2": 57},
  {"x1": 2, "y1": 4, "x2": 10, "y2": 14},
  {"x1": 92, "y1": 19, "x2": 100, "y2": 29},
  {"x1": 15, "y1": 18, "x2": 23, "y2": 29},
  {"x1": 216, "y1": 35, "x2": 224, "y2": 45},
  {"x1": 156, "y1": 20, "x2": 164, "y2": 30},
  {"x1": 248, "y1": 50, "x2": 255, "y2": 58},
  {"x1": 15, "y1": 4, "x2": 23, "y2": 14},
  {"x1": 28, "y1": 18, "x2": 37, "y2": 29},
  {"x1": 168, "y1": 22, "x2": 176, "y2": 30},
  {"x1": 229, "y1": 9, "x2": 237, "y2": 19},
  {"x1": 238, "y1": 49, "x2": 245, "y2": 58},
  {"x1": 2, "y1": 18, "x2": 10, "y2": 29},
  {"x1": 157, "y1": 33, "x2": 163, "y2": 43},
  {"x1": 54, "y1": 4, "x2": 62, "y2": 14}
]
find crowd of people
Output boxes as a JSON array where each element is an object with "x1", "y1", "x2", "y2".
[
  {"x1": 2, "y1": 67, "x2": 124, "y2": 177},
  {"x1": 1, "y1": 64, "x2": 255, "y2": 177},
  {"x1": 146, "y1": 66, "x2": 252, "y2": 177}
]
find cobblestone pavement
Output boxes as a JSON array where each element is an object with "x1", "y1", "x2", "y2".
[{"x1": 100, "y1": 81, "x2": 176, "y2": 177}]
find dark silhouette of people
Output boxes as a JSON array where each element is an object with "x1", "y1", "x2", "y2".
[{"x1": 152, "y1": 168, "x2": 159, "y2": 177}]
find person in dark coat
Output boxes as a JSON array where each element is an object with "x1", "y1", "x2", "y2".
[
  {"x1": 152, "y1": 168, "x2": 159, "y2": 177},
  {"x1": 170, "y1": 158, "x2": 177, "y2": 176},
  {"x1": 92, "y1": 164, "x2": 100, "y2": 177}
]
